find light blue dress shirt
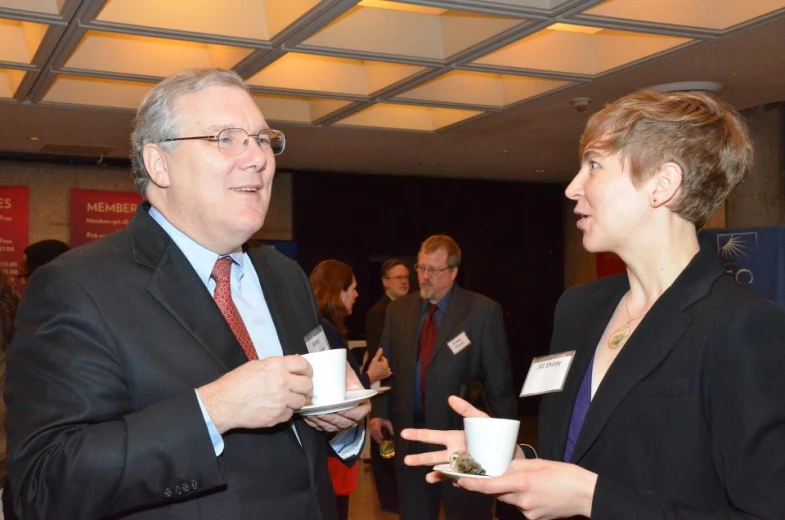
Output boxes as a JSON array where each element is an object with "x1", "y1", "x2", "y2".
[{"x1": 149, "y1": 207, "x2": 362, "y2": 458}]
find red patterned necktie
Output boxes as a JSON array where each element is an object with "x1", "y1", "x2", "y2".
[
  {"x1": 211, "y1": 257, "x2": 258, "y2": 360},
  {"x1": 418, "y1": 304, "x2": 438, "y2": 402}
]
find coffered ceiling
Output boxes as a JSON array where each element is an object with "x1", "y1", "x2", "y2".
[{"x1": 1, "y1": 0, "x2": 784, "y2": 182}]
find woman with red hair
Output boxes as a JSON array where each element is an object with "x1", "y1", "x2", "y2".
[{"x1": 309, "y1": 259, "x2": 391, "y2": 520}]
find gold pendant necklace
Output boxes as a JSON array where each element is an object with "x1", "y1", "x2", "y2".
[{"x1": 607, "y1": 293, "x2": 643, "y2": 350}]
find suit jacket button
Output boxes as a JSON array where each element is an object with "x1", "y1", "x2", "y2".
[
  {"x1": 190, "y1": 479, "x2": 199, "y2": 490},
  {"x1": 175, "y1": 485, "x2": 182, "y2": 495},
  {"x1": 182, "y1": 482, "x2": 190, "y2": 492},
  {"x1": 164, "y1": 488, "x2": 173, "y2": 498}
]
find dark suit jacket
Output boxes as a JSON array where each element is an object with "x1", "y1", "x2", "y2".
[
  {"x1": 372, "y1": 285, "x2": 517, "y2": 466},
  {"x1": 539, "y1": 244, "x2": 785, "y2": 519},
  {"x1": 6, "y1": 206, "x2": 336, "y2": 520},
  {"x1": 364, "y1": 294, "x2": 391, "y2": 367}
]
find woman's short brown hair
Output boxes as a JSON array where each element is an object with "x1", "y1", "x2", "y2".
[{"x1": 579, "y1": 90, "x2": 753, "y2": 228}]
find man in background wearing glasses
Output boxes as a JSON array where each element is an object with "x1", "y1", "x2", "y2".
[
  {"x1": 364, "y1": 257, "x2": 410, "y2": 513},
  {"x1": 369, "y1": 235, "x2": 516, "y2": 520},
  {"x1": 7, "y1": 68, "x2": 367, "y2": 519},
  {"x1": 365, "y1": 258, "x2": 410, "y2": 368}
]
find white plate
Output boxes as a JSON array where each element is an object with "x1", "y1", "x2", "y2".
[
  {"x1": 376, "y1": 386, "x2": 392, "y2": 394},
  {"x1": 433, "y1": 463, "x2": 491, "y2": 480},
  {"x1": 296, "y1": 389, "x2": 378, "y2": 416}
]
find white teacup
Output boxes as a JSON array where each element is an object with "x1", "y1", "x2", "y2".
[
  {"x1": 464, "y1": 417, "x2": 520, "y2": 476},
  {"x1": 302, "y1": 349, "x2": 347, "y2": 406}
]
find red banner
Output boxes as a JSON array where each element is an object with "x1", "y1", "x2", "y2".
[
  {"x1": 0, "y1": 186, "x2": 30, "y2": 288},
  {"x1": 70, "y1": 189, "x2": 142, "y2": 247},
  {"x1": 595, "y1": 252, "x2": 626, "y2": 278}
]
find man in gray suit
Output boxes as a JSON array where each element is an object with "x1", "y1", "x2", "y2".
[
  {"x1": 369, "y1": 235, "x2": 516, "y2": 520},
  {"x1": 7, "y1": 68, "x2": 368, "y2": 519}
]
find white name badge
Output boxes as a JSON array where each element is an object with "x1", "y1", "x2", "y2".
[
  {"x1": 519, "y1": 351, "x2": 576, "y2": 397},
  {"x1": 304, "y1": 325, "x2": 330, "y2": 353},
  {"x1": 447, "y1": 331, "x2": 471, "y2": 354}
]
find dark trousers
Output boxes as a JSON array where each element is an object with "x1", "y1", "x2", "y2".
[
  {"x1": 370, "y1": 438, "x2": 400, "y2": 513},
  {"x1": 396, "y1": 416, "x2": 493, "y2": 520},
  {"x1": 3, "y1": 482, "x2": 16, "y2": 520},
  {"x1": 335, "y1": 494, "x2": 349, "y2": 520}
]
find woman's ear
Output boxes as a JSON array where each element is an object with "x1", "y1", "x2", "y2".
[
  {"x1": 650, "y1": 162, "x2": 683, "y2": 207},
  {"x1": 143, "y1": 143, "x2": 171, "y2": 188}
]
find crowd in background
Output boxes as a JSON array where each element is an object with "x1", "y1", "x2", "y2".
[{"x1": 0, "y1": 67, "x2": 784, "y2": 520}]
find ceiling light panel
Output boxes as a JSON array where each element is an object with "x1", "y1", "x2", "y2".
[
  {"x1": 247, "y1": 53, "x2": 425, "y2": 97},
  {"x1": 251, "y1": 93, "x2": 352, "y2": 124},
  {"x1": 426, "y1": 0, "x2": 574, "y2": 11},
  {"x1": 94, "y1": 0, "x2": 322, "y2": 41},
  {"x1": 0, "y1": 18, "x2": 50, "y2": 64},
  {"x1": 581, "y1": 0, "x2": 785, "y2": 30},
  {"x1": 547, "y1": 22, "x2": 603, "y2": 34},
  {"x1": 333, "y1": 103, "x2": 482, "y2": 131},
  {"x1": 472, "y1": 25, "x2": 692, "y2": 76},
  {"x1": 41, "y1": 75, "x2": 153, "y2": 109},
  {"x1": 0, "y1": 68, "x2": 26, "y2": 98},
  {"x1": 0, "y1": 0, "x2": 62, "y2": 15},
  {"x1": 62, "y1": 31, "x2": 254, "y2": 77},
  {"x1": 395, "y1": 70, "x2": 571, "y2": 108},
  {"x1": 300, "y1": 4, "x2": 523, "y2": 61},
  {"x1": 358, "y1": 1, "x2": 448, "y2": 15}
]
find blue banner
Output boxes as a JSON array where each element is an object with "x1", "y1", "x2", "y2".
[{"x1": 700, "y1": 226, "x2": 785, "y2": 307}]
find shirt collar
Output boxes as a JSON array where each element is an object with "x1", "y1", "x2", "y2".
[{"x1": 148, "y1": 206, "x2": 245, "y2": 285}]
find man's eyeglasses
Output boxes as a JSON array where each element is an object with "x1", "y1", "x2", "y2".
[
  {"x1": 413, "y1": 264, "x2": 453, "y2": 277},
  {"x1": 160, "y1": 128, "x2": 286, "y2": 156},
  {"x1": 385, "y1": 275, "x2": 409, "y2": 282}
]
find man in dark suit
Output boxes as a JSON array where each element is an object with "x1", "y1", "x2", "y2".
[
  {"x1": 6, "y1": 68, "x2": 368, "y2": 520},
  {"x1": 364, "y1": 258, "x2": 409, "y2": 513},
  {"x1": 365, "y1": 258, "x2": 410, "y2": 367},
  {"x1": 369, "y1": 235, "x2": 516, "y2": 520}
]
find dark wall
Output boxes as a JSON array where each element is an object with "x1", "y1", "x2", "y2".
[{"x1": 292, "y1": 171, "x2": 564, "y2": 416}]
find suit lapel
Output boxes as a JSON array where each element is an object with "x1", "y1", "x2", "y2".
[
  {"x1": 431, "y1": 285, "x2": 470, "y2": 362},
  {"x1": 570, "y1": 305, "x2": 690, "y2": 462},
  {"x1": 550, "y1": 288, "x2": 623, "y2": 461},
  {"x1": 129, "y1": 206, "x2": 247, "y2": 371},
  {"x1": 245, "y1": 244, "x2": 309, "y2": 356},
  {"x1": 570, "y1": 246, "x2": 724, "y2": 463},
  {"x1": 402, "y1": 295, "x2": 424, "y2": 371}
]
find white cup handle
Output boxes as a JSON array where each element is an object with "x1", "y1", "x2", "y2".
[{"x1": 518, "y1": 443, "x2": 538, "y2": 459}]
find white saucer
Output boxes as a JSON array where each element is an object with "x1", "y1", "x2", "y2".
[
  {"x1": 297, "y1": 389, "x2": 378, "y2": 416},
  {"x1": 433, "y1": 463, "x2": 491, "y2": 480}
]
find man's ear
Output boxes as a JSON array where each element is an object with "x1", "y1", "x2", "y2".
[
  {"x1": 143, "y1": 143, "x2": 171, "y2": 188},
  {"x1": 650, "y1": 162, "x2": 683, "y2": 208}
]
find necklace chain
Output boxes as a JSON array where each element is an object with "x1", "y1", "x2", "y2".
[{"x1": 607, "y1": 293, "x2": 644, "y2": 349}]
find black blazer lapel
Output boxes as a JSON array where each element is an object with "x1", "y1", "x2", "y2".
[
  {"x1": 570, "y1": 247, "x2": 724, "y2": 463},
  {"x1": 549, "y1": 294, "x2": 621, "y2": 461},
  {"x1": 570, "y1": 306, "x2": 690, "y2": 462},
  {"x1": 129, "y1": 205, "x2": 247, "y2": 371}
]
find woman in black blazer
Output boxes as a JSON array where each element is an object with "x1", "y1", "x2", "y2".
[{"x1": 401, "y1": 90, "x2": 785, "y2": 519}]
